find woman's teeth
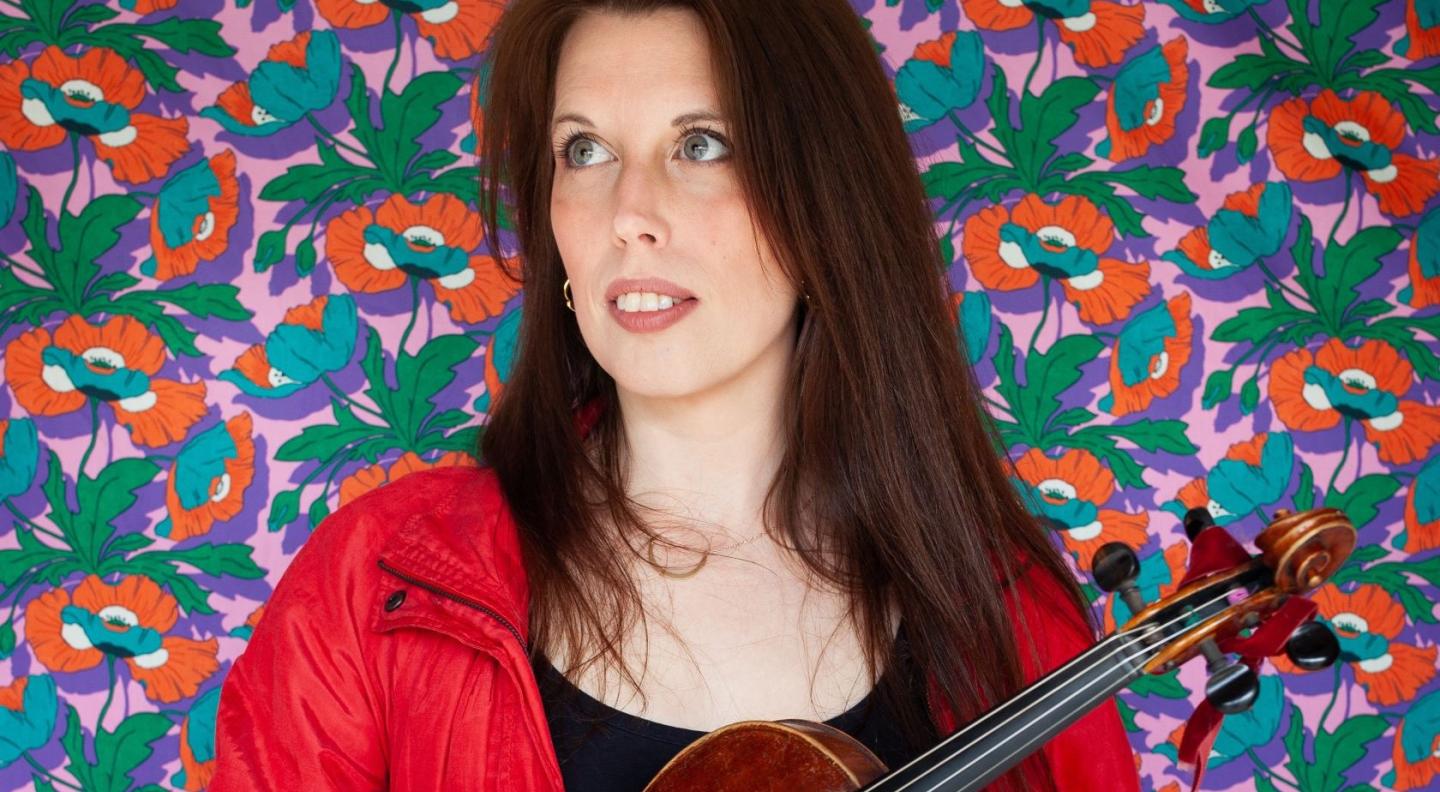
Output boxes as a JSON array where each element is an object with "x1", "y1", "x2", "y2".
[{"x1": 614, "y1": 292, "x2": 684, "y2": 312}]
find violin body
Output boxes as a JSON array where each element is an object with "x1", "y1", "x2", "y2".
[
  {"x1": 643, "y1": 719, "x2": 887, "y2": 792},
  {"x1": 643, "y1": 507, "x2": 1358, "y2": 792}
]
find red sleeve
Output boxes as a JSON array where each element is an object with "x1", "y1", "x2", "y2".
[
  {"x1": 210, "y1": 501, "x2": 387, "y2": 791},
  {"x1": 1004, "y1": 558, "x2": 1142, "y2": 792}
]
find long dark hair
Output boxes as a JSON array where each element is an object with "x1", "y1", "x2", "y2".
[{"x1": 475, "y1": 1, "x2": 1092, "y2": 788}]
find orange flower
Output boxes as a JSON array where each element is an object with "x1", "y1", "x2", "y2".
[
  {"x1": 4, "y1": 315, "x2": 207, "y2": 448},
  {"x1": 1269, "y1": 339, "x2": 1440, "y2": 464},
  {"x1": 1102, "y1": 37, "x2": 1189, "y2": 162},
  {"x1": 337, "y1": 450, "x2": 477, "y2": 507},
  {"x1": 327, "y1": 193, "x2": 518, "y2": 324},
  {"x1": 962, "y1": 194, "x2": 1151, "y2": 324},
  {"x1": 143, "y1": 150, "x2": 241, "y2": 280},
  {"x1": 960, "y1": 0, "x2": 1145, "y2": 68},
  {"x1": 24, "y1": 576, "x2": 220, "y2": 703},
  {"x1": 1014, "y1": 448, "x2": 1149, "y2": 571},
  {"x1": 314, "y1": 0, "x2": 505, "y2": 61},
  {"x1": 1102, "y1": 292, "x2": 1193, "y2": 416},
  {"x1": 161, "y1": 413, "x2": 257, "y2": 541},
  {"x1": 1273, "y1": 584, "x2": 1436, "y2": 707},
  {"x1": 0, "y1": 47, "x2": 188, "y2": 183},
  {"x1": 1268, "y1": 90, "x2": 1440, "y2": 217},
  {"x1": 1401, "y1": 0, "x2": 1440, "y2": 60}
]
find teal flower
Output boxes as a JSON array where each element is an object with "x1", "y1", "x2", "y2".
[
  {"x1": 1155, "y1": 674, "x2": 1284, "y2": 767},
  {"x1": 1156, "y1": 0, "x2": 1269, "y2": 23},
  {"x1": 1100, "y1": 293, "x2": 1194, "y2": 416},
  {"x1": 0, "y1": 150, "x2": 16, "y2": 228},
  {"x1": 157, "y1": 413, "x2": 256, "y2": 541},
  {"x1": 953, "y1": 290, "x2": 992, "y2": 365},
  {"x1": 1165, "y1": 182, "x2": 1293, "y2": 280},
  {"x1": 140, "y1": 150, "x2": 241, "y2": 280},
  {"x1": 897, "y1": 30, "x2": 985, "y2": 133},
  {"x1": 173, "y1": 686, "x2": 222, "y2": 790},
  {"x1": 0, "y1": 674, "x2": 58, "y2": 768},
  {"x1": 220, "y1": 295, "x2": 358, "y2": 398},
  {"x1": 1399, "y1": 206, "x2": 1440, "y2": 307},
  {"x1": 1399, "y1": 454, "x2": 1440, "y2": 553},
  {"x1": 1162, "y1": 433, "x2": 1294, "y2": 525},
  {"x1": 200, "y1": 31, "x2": 340, "y2": 137},
  {"x1": 1385, "y1": 687, "x2": 1440, "y2": 790},
  {"x1": 0, "y1": 418, "x2": 38, "y2": 500},
  {"x1": 1099, "y1": 37, "x2": 1189, "y2": 162}
]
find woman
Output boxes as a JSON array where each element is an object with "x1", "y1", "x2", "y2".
[{"x1": 213, "y1": 1, "x2": 1140, "y2": 790}]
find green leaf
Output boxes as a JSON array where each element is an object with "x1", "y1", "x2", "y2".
[
  {"x1": 73, "y1": 459, "x2": 161, "y2": 570},
  {"x1": 1282, "y1": 702, "x2": 1311, "y2": 787},
  {"x1": 1310, "y1": 0, "x2": 1384, "y2": 81},
  {"x1": 268, "y1": 488, "x2": 302, "y2": 533},
  {"x1": 985, "y1": 63, "x2": 1015, "y2": 155},
  {"x1": 123, "y1": 543, "x2": 265, "y2": 581},
  {"x1": 275, "y1": 399, "x2": 384, "y2": 462},
  {"x1": 1313, "y1": 715, "x2": 1388, "y2": 792},
  {"x1": 1089, "y1": 419, "x2": 1198, "y2": 455},
  {"x1": 254, "y1": 228, "x2": 287, "y2": 273},
  {"x1": 1330, "y1": 556, "x2": 1440, "y2": 624},
  {"x1": 393, "y1": 334, "x2": 480, "y2": 443},
  {"x1": 1212, "y1": 287, "x2": 1313, "y2": 344},
  {"x1": 1127, "y1": 669, "x2": 1188, "y2": 699},
  {"x1": 1202, "y1": 368, "x2": 1234, "y2": 409},
  {"x1": 1240, "y1": 376, "x2": 1260, "y2": 415},
  {"x1": 1236, "y1": 125, "x2": 1258, "y2": 164},
  {"x1": 1015, "y1": 334, "x2": 1103, "y2": 446},
  {"x1": 0, "y1": 525, "x2": 69, "y2": 588},
  {"x1": 1325, "y1": 473, "x2": 1401, "y2": 530},
  {"x1": 1317, "y1": 227, "x2": 1401, "y2": 332},
  {"x1": 259, "y1": 142, "x2": 372, "y2": 203},
  {"x1": 1254, "y1": 772, "x2": 1282, "y2": 792},
  {"x1": 140, "y1": 282, "x2": 250, "y2": 321},
  {"x1": 308, "y1": 491, "x2": 332, "y2": 530},
  {"x1": 60, "y1": 704, "x2": 96, "y2": 789},
  {"x1": 53, "y1": 194, "x2": 143, "y2": 304},
  {"x1": 94, "y1": 712, "x2": 172, "y2": 791},
  {"x1": 1294, "y1": 462, "x2": 1315, "y2": 511},
  {"x1": 1013, "y1": 77, "x2": 1099, "y2": 185},
  {"x1": 922, "y1": 140, "x2": 1014, "y2": 201},
  {"x1": 1209, "y1": 48, "x2": 1308, "y2": 91},
  {"x1": 1072, "y1": 165, "x2": 1197, "y2": 204},
  {"x1": 378, "y1": 71, "x2": 464, "y2": 185},
  {"x1": 295, "y1": 235, "x2": 317, "y2": 277},
  {"x1": 1198, "y1": 116, "x2": 1231, "y2": 158}
]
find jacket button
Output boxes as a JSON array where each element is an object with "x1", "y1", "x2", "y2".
[{"x1": 384, "y1": 590, "x2": 406, "y2": 611}]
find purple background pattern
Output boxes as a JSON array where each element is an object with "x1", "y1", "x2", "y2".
[{"x1": 1, "y1": 0, "x2": 1439, "y2": 790}]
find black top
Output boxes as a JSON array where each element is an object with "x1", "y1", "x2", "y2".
[{"x1": 532, "y1": 623, "x2": 935, "y2": 791}]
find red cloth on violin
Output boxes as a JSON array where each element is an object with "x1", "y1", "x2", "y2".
[{"x1": 212, "y1": 445, "x2": 1138, "y2": 791}]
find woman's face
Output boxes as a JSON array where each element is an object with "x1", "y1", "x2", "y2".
[{"x1": 549, "y1": 9, "x2": 800, "y2": 403}]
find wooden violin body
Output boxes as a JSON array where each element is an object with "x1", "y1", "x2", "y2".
[
  {"x1": 643, "y1": 507, "x2": 1356, "y2": 792},
  {"x1": 643, "y1": 720, "x2": 887, "y2": 792}
]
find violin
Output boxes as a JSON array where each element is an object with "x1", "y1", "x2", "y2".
[{"x1": 642, "y1": 506, "x2": 1356, "y2": 792}]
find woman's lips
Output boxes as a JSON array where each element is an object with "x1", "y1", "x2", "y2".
[{"x1": 607, "y1": 297, "x2": 699, "y2": 333}]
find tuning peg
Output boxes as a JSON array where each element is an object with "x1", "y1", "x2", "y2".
[
  {"x1": 1091, "y1": 542, "x2": 1147, "y2": 615},
  {"x1": 1204, "y1": 661, "x2": 1260, "y2": 714},
  {"x1": 1093, "y1": 542, "x2": 1139, "y2": 592},
  {"x1": 1285, "y1": 620, "x2": 1341, "y2": 671},
  {"x1": 1183, "y1": 507, "x2": 1216, "y2": 541}
]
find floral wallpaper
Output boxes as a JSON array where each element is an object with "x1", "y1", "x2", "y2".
[{"x1": 0, "y1": 0, "x2": 1437, "y2": 790}]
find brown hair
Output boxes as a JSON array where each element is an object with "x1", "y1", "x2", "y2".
[{"x1": 475, "y1": 1, "x2": 1092, "y2": 788}]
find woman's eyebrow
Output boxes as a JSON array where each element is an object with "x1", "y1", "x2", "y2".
[{"x1": 550, "y1": 109, "x2": 727, "y2": 131}]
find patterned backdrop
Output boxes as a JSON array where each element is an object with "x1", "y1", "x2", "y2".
[{"x1": 0, "y1": 0, "x2": 1437, "y2": 789}]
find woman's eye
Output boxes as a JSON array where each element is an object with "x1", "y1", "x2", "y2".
[
  {"x1": 563, "y1": 136, "x2": 613, "y2": 168},
  {"x1": 679, "y1": 130, "x2": 729, "y2": 162}
]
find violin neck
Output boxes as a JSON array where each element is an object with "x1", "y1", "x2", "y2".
[{"x1": 863, "y1": 632, "x2": 1146, "y2": 792}]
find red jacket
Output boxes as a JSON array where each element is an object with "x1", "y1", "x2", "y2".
[{"x1": 212, "y1": 463, "x2": 1141, "y2": 791}]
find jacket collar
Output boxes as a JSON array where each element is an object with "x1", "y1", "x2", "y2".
[{"x1": 374, "y1": 395, "x2": 611, "y2": 649}]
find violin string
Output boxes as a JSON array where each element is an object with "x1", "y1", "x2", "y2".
[{"x1": 878, "y1": 582, "x2": 1243, "y2": 792}]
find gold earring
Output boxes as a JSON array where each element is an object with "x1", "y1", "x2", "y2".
[{"x1": 563, "y1": 279, "x2": 575, "y2": 312}]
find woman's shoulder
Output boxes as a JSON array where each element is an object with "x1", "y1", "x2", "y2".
[{"x1": 279, "y1": 462, "x2": 509, "y2": 588}]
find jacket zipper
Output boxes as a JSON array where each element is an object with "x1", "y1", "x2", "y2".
[{"x1": 376, "y1": 558, "x2": 528, "y2": 652}]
